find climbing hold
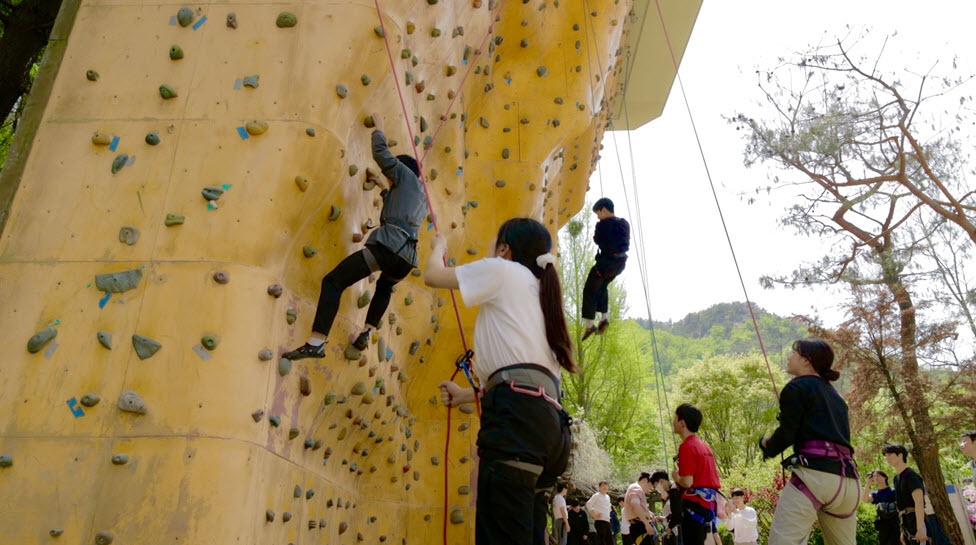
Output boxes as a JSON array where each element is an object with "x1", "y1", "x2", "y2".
[
  {"x1": 94, "y1": 531, "x2": 115, "y2": 544},
  {"x1": 95, "y1": 268, "x2": 142, "y2": 293},
  {"x1": 145, "y1": 131, "x2": 160, "y2": 145},
  {"x1": 92, "y1": 132, "x2": 111, "y2": 145},
  {"x1": 132, "y1": 334, "x2": 161, "y2": 359},
  {"x1": 328, "y1": 204, "x2": 342, "y2": 221},
  {"x1": 302, "y1": 245, "x2": 317, "y2": 258},
  {"x1": 306, "y1": 127, "x2": 315, "y2": 136},
  {"x1": 111, "y1": 454, "x2": 129, "y2": 465},
  {"x1": 245, "y1": 120, "x2": 268, "y2": 135},
  {"x1": 349, "y1": 165, "x2": 358, "y2": 176},
  {"x1": 201, "y1": 334, "x2": 219, "y2": 351},
  {"x1": 96, "y1": 331, "x2": 112, "y2": 350},
  {"x1": 344, "y1": 345, "x2": 361, "y2": 360},
  {"x1": 458, "y1": 485, "x2": 470, "y2": 495},
  {"x1": 269, "y1": 415, "x2": 280, "y2": 426},
  {"x1": 50, "y1": 529, "x2": 63, "y2": 537},
  {"x1": 86, "y1": 70, "x2": 99, "y2": 81},
  {"x1": 357, "y1": 291, "x2": 371, "y2": 308},
  {"x1": 521, "y1": 38, "x2": 529, "y2": 47},
  {"x1": 243, "y1": 75, "x2": 259, "y2": 88},
  {"x1": 288, "y1": 428, "x2": 300, "y2": 439},
  {"x1": 275, "y1": 11, "x2": 297, "y2": 27},
  {"x1": 300, "y1": 376, "x2": 311, "y2": 396},
  {"x1": 537, "y1": 66, "x2": 547, "y2": 76},
  {"x1": 293, "y1": 175, "x2": 309, "y2": 192},
  {"x1": 111, "y1": 154, "x2": 128, "y2": 174},
  {"x1": 226, "y1": 12, "x2": 237, "y2": 28},
  {"x1": 458, "y1": 423, "x2": 469, "y2": 431},
  {"x1": 286, "y1": 307, "x2": 297, "y2": 325},
  {"x1": 466, "y1": 248, "x2": 478, "y2": 255},
  {"x1": 405, "y1": 21, "x2": 415, "y2": 34},
  {"x1": 169, "y1": 45, "x2": 183, "y2": 60},
  {"x1": 176, "y1": 7, "x2": 194, "y2": 27},
  {"x1": 414, "y1": 81, "x2": 425, "y2": 93},
  {"x1": 479, "y1": 117, "x2": 489, "y2": 128},
  {"x1": 554, "y1": 97, "x2": 564, "y2": 104},
  {"x1": 323, "y1": 392, "x2": 337, "y2": 405},
  {"x1": 351, "y1": 382, "x2": 367, "y2": 395},
  {"x1": 27, "y1": 327, "x2": 57, "y2": 353},
  {"x1": 117, "y1": 391, "x2": 147, "y2": 414},
  {"x1": 278, "y1": 358, "x2": 291, "y2": 376},
  {"x1": 282, "y1": 512, "x2": 292, "y2": 522},
  {"x1": 294, "y1": 485, "x2": 302, "y2": 498},
  {"x1": 267, "y1": 284, "x2": 283, "y2": 298},
  {"x1": 0, "y1": 455, "x2": 11, "y2": 468},
  {"x1": 450, "y1": 509, "x2": 464, "y2": 524},
  {"x1": 495, "y1": 179, "x2": 506, "y2": 188},
  {"x1": 81, "y1": 393, "x2": 101, "y2": 407},
  {"x1": 164, "y1": 214, "x2": 184, "y2": 226},
  {"x1": 373, "y1": 26, "x2": 384, "y2": 37},
  {"x1": 251, "y1": 409, "x2": 264, "y2": 422},
  {"x1": 431, "y1": 27, "x2": 441, "y2": 37},
  {"x1": 306, "y1": 489, "x2": 315, "y2": 499},
  {"x1": 159, "y1": 84, "x2": 178, "y2": 99},
  {"x1": 266, "y1": 510, "x2": 275, "y2": 522},
  {"x1": 201, "y1": 187, "x2": 224, "y2": 201},
  {"x1": 502, "y1": 148, "x2": 510, "y2": 159},
  {"x1": 258, "y1": 348, "x2": 272, "y2": 361},
  {"x1": 361, "y1": 74, "x2": 371, "y2": 86},
  {"x1": 336, "y1": 84, "x2": 349, "y2": 98},
  {"x1": 212, "y1": 270, "x2": 229, "y2": 284},
  {"x1": 445, "y1": 65, "x2": 456, "y2": 77}
]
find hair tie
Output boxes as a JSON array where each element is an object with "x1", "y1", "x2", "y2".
[{"x1": 536, "y1": 253, "x2": 557, "y2": 268}]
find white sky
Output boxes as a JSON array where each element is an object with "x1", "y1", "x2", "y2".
[{"x1": 592, "y1": 0, "x2": 976, "y2": 325}]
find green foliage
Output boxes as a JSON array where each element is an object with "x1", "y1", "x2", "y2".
[{"x1": 807, "y1": 504, "x2": 880, "y2": 545}]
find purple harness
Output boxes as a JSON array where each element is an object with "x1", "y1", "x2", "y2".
[{"x1": 789, "y1": 440, "x2": 860, "y2": 519}]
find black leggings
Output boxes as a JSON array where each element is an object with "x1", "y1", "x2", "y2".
[
  {"x1": 475, "y1": 385, "x2": 572, "y2": 545},
  {"x1": 581, "y1": 255, "x2": 627, "y2": 320},
  {"x1": 311, "y1": 243, "x2": 413, "y2": 335}
]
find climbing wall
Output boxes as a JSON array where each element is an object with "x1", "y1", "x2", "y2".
[{"x1": 0, "y1": 0, "x2": 695, "y2": 543}]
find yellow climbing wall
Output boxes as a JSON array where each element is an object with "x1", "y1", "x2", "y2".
[{"x1": 0, "y1": 0, "x2": 697, "y2": 543}]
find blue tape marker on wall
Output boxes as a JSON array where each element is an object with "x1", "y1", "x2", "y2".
[
  {"x1": 192, "y1": 14, "x2": 207, "y2": 30},
  {"x1": 109, "y1": 136, "x2": 120, "y2": 151},
  {"x1": 234, "y1": 78, "x2": 242, "y2": 90},
  {"x1": 169, "y1": 15, "x2": 177, "y2": 25},
  {"x1": 221, "y1": 183, "x2": 232, "y2": 190},
  {"x1": 237, "y1": 127, "x2": 249, "y2": 140},
  {"x1": 98, "y1": 292, "x2": 111, "y2": 309},
  {"x1": 66, "y1": 398, "x2": 85, "y2": 418}
]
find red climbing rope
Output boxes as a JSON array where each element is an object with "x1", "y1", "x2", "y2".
[{"x1": 651, "y1": 0, "x2": 780, "y2": 401}]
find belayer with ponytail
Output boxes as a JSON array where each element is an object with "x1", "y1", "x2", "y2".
[
  {"x1": 425, "y1": 217, "x2": 576, "y2": 545},
  {"x1": 760, "y1": 339, "x2": 859, "y2": 545}
]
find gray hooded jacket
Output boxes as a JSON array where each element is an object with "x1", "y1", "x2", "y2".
[{"x1": 367, "y1": 130, "x2": 428, "y2": 267}]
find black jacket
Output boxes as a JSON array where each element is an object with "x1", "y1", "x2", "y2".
[{"x1": 593, "y1": 217, "x2": 630, "y2": 256}]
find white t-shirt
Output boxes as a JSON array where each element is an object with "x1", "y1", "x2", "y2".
[
  {"x1": 725, "y1": 505, "x2": 758, "y2": 543},
  {"x1": 622, "y1": 482, "x2": 647, "y2": 523},
  {"x1": 455, "y1": 258, "x2": 560, "y2": 379},
  {"x1": 553, "y1": 493, "x2": 568, "y2": 521},
  {"x1": 586, "y1": 492, "x2": 612, "y2": 522}
]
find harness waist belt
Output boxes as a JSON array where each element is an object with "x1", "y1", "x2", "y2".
[
  {"x1": 485, "y1": 364, "x2": 561, "y2": 403},
  {"x1": 899, "y1": 507, "x2": 915, "y2": 515}
]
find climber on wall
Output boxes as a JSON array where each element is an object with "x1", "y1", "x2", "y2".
[
  {"x1": 283, "y1": 112, "x2": 428, "y2": 360},
  {"x1": 581, "y1": 198, "x2": 630, "y2": 340},
  {"x1": 424, "y1": 218, "x2": 577, "y2": 545}
]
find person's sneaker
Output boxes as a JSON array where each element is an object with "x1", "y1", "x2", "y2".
[
  {"x1": 282, "y1": 343, "x2": 325, "y2": 360},
  {"x1": 581, "y1": 325, "x2": 598, "y2": 341},
  {"x1": 352, "y1": 330, "x2": 370, "y2": 351},
  {"x1": 597, "y1": 319, "x2": 610, "y2": 334}
]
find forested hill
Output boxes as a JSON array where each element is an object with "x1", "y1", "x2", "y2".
[{"x1": 632, "y1": 302, "x2": 808, "y2": 376}]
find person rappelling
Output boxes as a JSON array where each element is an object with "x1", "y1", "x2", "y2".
[
  {"x1": 581, "y1": 198, "x2": 630, "y2": 340},
  {"x1": 283, "y1": 112, "x2": 428, "y2": 360}
]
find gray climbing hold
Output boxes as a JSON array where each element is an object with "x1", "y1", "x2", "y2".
[
  {"x1": 111, "y1": 154, "x2": 128, "y2": 174},
  {"x1": 537, "y1": 66, "x2": 547, "y2": 76},
  {"x1": 294, "y1": 175, "x2": 309, "y2": 192},
  {"x1": 306, "y1": 127, "x2": 315, "y2": 136},
  {"x1": 336, "y1": 84, "x2": 349, "y2": 98},
  {"x1": 286, "y1": 307, "x2": 297, "y2": 325},
  {"x1": 243, "y1": 75, "x2": 259, "y2": 88},
  {"x1": 282, "y1": 511, "x2": 293, "y2": 522},
  {"x1": 201, "y1": 187, "x2": 224, "y2": 201},
  {"x1": 177, "y1": 7, "x2": 194, "y2": 27},
  {"x1": 86, "y1": 70, "x2": 99, "y2": 81},
  {"x1": 458, "y1": 485, "x2": 470, "y2": 495},
  {"x1": 267, "y1": 284, "x2": 283, "y2": 298},
  {"x1": 159, "y1": 84, "x2": 178, "y2": 99},
  {"x1": 96, "y1": 331, "x2": 112, "y2": 350},
  {"x1": 306, "y1": 489, "x2": 315, "y2": 499},
  {"x1": 50, "y1": 529, "x2": 63, "y2": 537},
  {"x1": 361, "y1": 74, "x2": 371, "y2": 86},
  {"x1": 245, "y1": 120, "x2": 268, "y2": 135},
  {"x1": 0, "y1": 455, "x2": 12, "y2": 467},
  {"x1": 304, "y1": 438, "x2": 313, "y2": 449},
  {"x1": 226, "y1": 12, "x2": 237, "y2": 28},
  {"x1": 495, "y1": 179, "x2": 506, "y2": 188},
  {"x1": 258, "y1": 348, "x2": 272, "y2": 361},
  {"x1": 27, "y1": 327, "x2": 57, "y2": 353},
  {"x1": 450, "y1": 509, "x2": 464, "y2": 524},
  {"x1": 554, "y1": 97, "x2": 564, "y2": 104},
  {"x1": 275, "y1": 11, "x2": 297, "y2": 28},
  {"x1": 458, "y1": 423, "x2": 469, "y2": 431},
  {"x1": 95, "y1": 268, "x2": 142, "y2": 293},
  {"x1": 201, "y1": 335, "x2": 219, "y2": 351},
  {"x1": 111, "y1": 453, "x2": 129, "y2": 465},
  {"x1": 251, "y1": 409, "x2": 264, "y2": 422},
  {"x1": 278, "y1": 358, "x2": 291, "y2": 376},
  {"x1": 94, "y1": 531, "x2": 114, "y2": 544},
  {"x1": 92, "y1": 132, "x2": 111, "y2": 145},
  {"x1": 328, "y1": 205, "x2": 341, "y2": 221},
  {"x1": 117, "y1": 390, "x2": 147, "y2": 414},
  {"x1": 81, "y1": 393, "x2": 101, "y2": 407},
  {"x1": 169, "y1": 45, "x2": 183, "y2": 60},
  {"x1": 269, "y1": 415, "x2": 280, "y2": 426},
  {"x1": 266, "y1": 509, "x2": 275, "y2": 522},
  {"x1": 502, "y1": 148, "x2": 510, "y2": 159},
  {"x1": 302, "y1": 245, "x2": 317, "y2": 258},
  {"x1": 145, "y1": 131, "x2": 160, "y2": 145},
  {"x1": 458, "y1": 404, "x2": 474, "y2": 414},
  {"x1": 294, "y1": 485, "x2": 302, "y2": 498},
  {"x1": 165, "y1": 214, "x2": 184, "y2": 226},
  {"x1": 132, "y1": 334, "x2": 161, "y2": 359},
  {"x1": 213, "y1": 270, "x2": 229, "y2": 284}
]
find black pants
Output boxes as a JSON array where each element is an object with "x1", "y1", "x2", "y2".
[
  {"x1": 311, "y1": 243, "x2": 413, "y2": 335},
  {"x1": 680, "y1": 518, "x2": 708, "y2": 545},
  {"x1": 475, "y1": 385, "x2": 572, "y2": 545},
  {"x1": 595, "y1": 520, "x2": 613, "y2": 545},
  {"x1": 875, "y1": 518, "x2": 899, "y2": 545},
  {"x1": 581, "y1": 255, "x2": 627, "y2": 320},
  {"x1": 626, "y1": 521, "x2": 656, "y2": 545}
]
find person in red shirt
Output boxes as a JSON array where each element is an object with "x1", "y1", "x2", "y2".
[{"x1": 670, "y1": 403, "x2": 721, "y2": 545}]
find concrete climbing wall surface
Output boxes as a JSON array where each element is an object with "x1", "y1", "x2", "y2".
[{"x1": 0, "y1": 0, "x2": 691, "y2": 542}]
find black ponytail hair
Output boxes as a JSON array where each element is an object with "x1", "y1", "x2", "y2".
[
  {"x1": 793, "y1": 338, "x2": 839, "y2": 382},
  {"x1": 495, "y1": 218, "x2": 578, "y2": 373}
]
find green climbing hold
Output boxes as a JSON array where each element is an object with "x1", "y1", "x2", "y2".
[
  {"x1": 479, "y1": 117, "x2": 489, "y2": 128},
  {"x1": 364, "y1": 116, "x2": 375, "y2": 128},
  {"x1": 27, "y1": 327, "x2": 57, "y2": 354},
  {"x1": 132, "y1": 334, "x2": 161, "y2": 359},
  {"x1": 111, "y1": 154, "x2": 128, "y2": 174},
  {"x1": 537, "y1": 66, "x2": 548, "y2": 76},
  {"x1": 177, "y1": 7, "x2": 194, "y2": 27},
  {"x1": 324, "y1": 392, "x2": 337, "y2": 405},
  {"x1": 86, "y1": 70, "x2": 99, "y2": 82},
  {"x1": 502, "y1": 148, "x2": 510, "y2": 159},
  {"x1": 458, "y1": 485, "x2": 470, "y2": 495},
  {"x1": 404, "y1": 296, "x2": 413, "y2": 306},
  {"x1": 286, "y1": 307, "x2": 297, "y2": 325},
  {"x1": 495, "y1": 179, "x2": 506, "y2": 188},
  {"x1": 111, "y1": 453, "x2": 129, "y2": 465},
  {"x1": 450, "y1": 509, "x2": 464, "y2": 524},
  {"x1": 373, "y1": 26, "x2": 384, "y2": 37},
  {"x1": 245, "y1": 120, "x2": 268, "y2": 135},
  {"x1": 97, "y1": 331, "x2": 112, "y2": 350},
  {"x1": 361, "y1": 74, "x2": 371, "y2": 86},
  {"x1": 80, "y1": 393, "x2": 101, "y2": 407},
  {"x1": 201, "y1": 335, "x2": 218, "y2": 351},
  {"x1": 95, "y1": 268, "x2": 142, "y2": 293},
  {"x1": 328, "y1": 204, "x2": 341, "y2": 221},
  {"x1": 169, "y1": 45, "x2": 184, "y2": 60},
  {"x1": 351, "y1": 381, "x2": 367, "y2": 395},
  {"x1": 201, "y1": 187, "x2": 224, "y2": 201},
  {"x1": 92, "y1": 132, "x2": 111, "y2": 145},
  {"x1": 288, "y1": 428, "x2": 300, "y2": 439},
  {"x1": 554, "y1": 97, "x2": 564, "y2": 104},
  {"x1": 431, "y1": 28, "x2": 441, "y2": 37},
  {"x1": 275, "y1": 11, "x2": 297, "y2": 27},
  {"x1": 159, "y1": 84, "x2": 178, "y2": 99},
  {"x1": 521, "y1": 38, "x2": 529, "y2": 47},
  {"x1": 303, "y1": 245, "x2": 317, "y2": 258},
  {"x1": 165, "y1": 213, "x2": 184, "y2": 226},
  {"x1": 349, "y1": 165, "x2": 358, "y2": 176},
  {"x1": 278, "y1": 358, "x2": 291, "y2": 376},
  {"x1": 400, "y1": 49, "x2": 411, "y2": 59},
  {"x1": 357, "y1": 291, "x2": 371, "y2": 308},
  {"x1": 344, "y1": 345, "x2": 361, "y2": 360},
  {"x1": 336, "y1": 84, "x2": 349, "y2": 98},
  {"x1": 145, "y1": 131, "x2": 160, "y2": 145}
]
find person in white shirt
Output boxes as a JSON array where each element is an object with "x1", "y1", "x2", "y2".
[
  {"x1": 621, "y1": 472, "x2": 657, "y2": 545},
  {"x1": 427, "y1": 218, "x2": 578, "y2": 545},
  {"x1": 587, "y1": 481, "x2": 614, "y2": 545},
  {"x1": 554, "y1": 483, "x2": 570, "y2": 545},
  {"x1": 724, "y1": 489, "x2": 758, "y2": 545}
]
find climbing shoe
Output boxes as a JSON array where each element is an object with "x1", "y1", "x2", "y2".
[
  {"x1": 597, "y1": 319, "x2": 610, "y2": 334},
  {"x1": 282, "y1": 343, "x2": 325, "y2": 360},
  {"x1": 581, "y1": 326, "x2": 598, "y2": 341},
  {"x1": 352, "y1": 330, "x2": 370, "y2": 351}
]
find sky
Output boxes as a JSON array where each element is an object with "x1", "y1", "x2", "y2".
[{"x1": 590, "y1": 0, "x2": 976, "y2": 325}]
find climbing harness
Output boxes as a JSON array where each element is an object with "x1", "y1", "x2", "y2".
[{"x1": 786, "y1": 440, "x2": 860, "y2": 519}]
